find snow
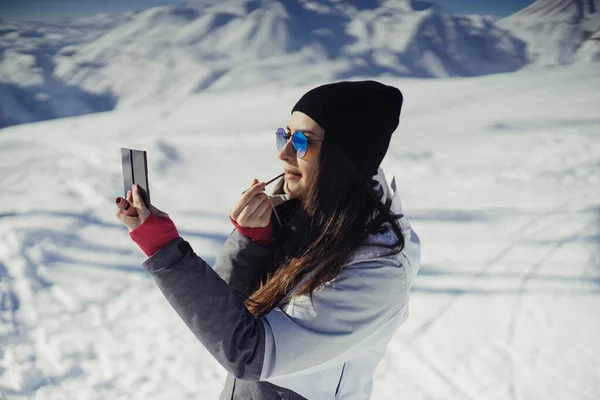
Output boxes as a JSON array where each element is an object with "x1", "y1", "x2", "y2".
[
  {"x1": 0, "y1": 50, "x2": 43, "y2": 87},
  {"x1": 574, "y1": 29, "x2": 600, "y2": 61},
  {"x1": 1, "y1": 0, "x2": 529, "y2": 129},
  {"x1": 0, "y1": 17, "x2": 128, "y2": 128},
  {"x1": 1, "y1": 63, "x2": 599, "y2": 399},
  {"x1": 498, "y1": 0, "x2": 600, "y2": 65}
]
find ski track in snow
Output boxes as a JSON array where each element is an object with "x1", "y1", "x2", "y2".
[
  {"x1": 0, "y1": 65, "x2": 599, "y2": 399},
  {"x1": 395, "y1": 202, "x2": 598, "y2": 400},
  {"x1": 408, "y1": 198, "x2": 571, "y2": 340},
  {"x1": 504, "y1": 217, "x2": 596, "y2": 400}
]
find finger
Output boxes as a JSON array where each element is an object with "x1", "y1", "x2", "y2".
[
  {"x1": 114, "y1": 208, "x2": 136, "y2": 224},
  {"x1": 255, "y1": 201, "x2": 273, "y2": 227},
  {"x1": 249, "y1": 197, "x2": 272, "y2": 221},
  {"x1": 231, "y1": 180, "x2": 262, "y2": 220},
  {"x1": 131, "y1": 184, "x2": 148, "y2": 211},
  {"x1": 237, "y1": 193, "x2": 268, "y2": 223},
  {"x1": 240, "y1": 179, "x2": 259, "y2": 195},
  {"x1": 243, "y1": 198, "x2": 271, "y2": 228},
  {"x1": 118, "y1": 191, "x2": 142, "y2": 218},
  {"x1": 245, "y1": 193, "x2": 269, "y2": 217},
  {"x1": 238, "y1": 196, "x2": 271, "y2": 228},
  {"x1": 231, "y1": 180, "x2": 266, "y2": 218}
]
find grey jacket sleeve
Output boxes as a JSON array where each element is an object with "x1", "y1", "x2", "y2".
[
  {"x1": 212, "y1": 229, "x2": 274, "y2": 298},
  {"x1": 142, "y1": 234, "x2": 410, "y2": 389},
  {"x1": 142, "y1": 237, "x2": 265, "y2": 380}
]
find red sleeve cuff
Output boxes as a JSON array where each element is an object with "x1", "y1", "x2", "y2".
[
  {"x1": 230, "y1": 216, "x2": 273, "y2": 246},
  {"x1": 129, "y1": 213, "x2": 180, "y2": 257}
]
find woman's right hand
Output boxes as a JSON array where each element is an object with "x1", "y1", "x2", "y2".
[
  {"x1": 115, "y1": 184, "x2": 169, "y2": 233},
  {"x1": 230, "y1": 179, "x2": 272, "y2": 228}
]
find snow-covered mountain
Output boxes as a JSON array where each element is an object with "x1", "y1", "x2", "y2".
[
  {"x1": 575, "y1": 27, "x2": 600, "y2": 61},
  {"x1": 498, "y1": 0, "x2": 600, "y2": 65},
  {"x1": 54, "y1": 0, "x2": 526, "y2": 101},
  {"x1": 341, "y1": 1, "x2": 527, "y2": 77},
  {"x1": 0, "y1": 0, "x2": 528, "y2": 129},
  {"x1": 0, "y1": 14, "x2": 132, "y2": 128}
]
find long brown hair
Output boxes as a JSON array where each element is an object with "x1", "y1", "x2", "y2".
[{"x1": 244, "y1": 139, "x2": 405, "y2": 317}]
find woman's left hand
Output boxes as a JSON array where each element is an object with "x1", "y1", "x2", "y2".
[
  {"x1": 115, "y1": 184, "x2": 169, "y2": 232},
  {"x1": 230, "y1": 179, "x2": 272, "y2": 228}
]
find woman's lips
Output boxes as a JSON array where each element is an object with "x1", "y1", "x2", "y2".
[{"x1": 285, "y1": 171, "x2": 302, "y2": 180}]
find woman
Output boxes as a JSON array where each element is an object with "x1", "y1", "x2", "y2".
[{"x1": 115, "y1": 80, "x2": 421, "y2": 399}]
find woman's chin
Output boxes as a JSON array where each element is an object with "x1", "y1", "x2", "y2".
[{"x1": 284, "y1": 180, "x2": 304, "y2": 199}]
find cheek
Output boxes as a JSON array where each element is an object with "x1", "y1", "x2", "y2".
[
  {"x1": 301, "y1": 147, "x2": 320, "y2": 174},
  {"x1": 297, "y1": 146, "x2": 320, "y2": 185},
  {"x1": 300, "y1": 161, "x2": 318, "y2": 184}
]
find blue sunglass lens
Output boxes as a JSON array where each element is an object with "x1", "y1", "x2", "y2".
[
  {"x1": 291, "y1": 131, "x2": 308, "y2": 159},
  {"x1": 276, "y1": 128, "x2": 287, "y2": 151},
  {"x1": 275, "y1": 128, "x2": 309, "y2": 159}
]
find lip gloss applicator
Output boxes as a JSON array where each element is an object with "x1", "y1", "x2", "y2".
[{"x1": 242, "y1": 172, "x2": 285, "y2": 194}]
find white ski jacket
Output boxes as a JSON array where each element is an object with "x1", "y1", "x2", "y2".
[
  {"x1": 259, "y1": 168, "x2": 422, "y2": 398},
  {"x1": 139, "y1": 168, "x2": 421, "y2": 399}
]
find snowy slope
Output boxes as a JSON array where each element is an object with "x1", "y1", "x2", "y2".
[
  {"x1": 0, "y1": 65, "x2": 599, "y2": 399},
  {"x1": 1, "y1": 0, "x2": 527, "y2": 128},
  {"x1": 498, "y1": 0, "x2": 600, "y2": 65},
  {"x1": 0, "y1": 15, "x2": 132, "y2": 128}
]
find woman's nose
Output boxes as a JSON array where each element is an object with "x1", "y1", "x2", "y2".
[{"x1": 278, "y1": 138, "x2": 296, "y2": 162}]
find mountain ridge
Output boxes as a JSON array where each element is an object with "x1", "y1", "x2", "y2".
[
  {"x1": 498, "y1": 0, "x2": 600, "y2": 65},
  {"x1": 1, "y1": 0, "x2": 593, "y2": 129}
]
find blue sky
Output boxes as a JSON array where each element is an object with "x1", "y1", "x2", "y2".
[{"x1": 1, "y1": 0, "x2": 535, "y2": 23}]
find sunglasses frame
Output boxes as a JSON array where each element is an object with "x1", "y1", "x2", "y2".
[{"x1": 276, "y1": 127, "x2": 324, "y2": 159}]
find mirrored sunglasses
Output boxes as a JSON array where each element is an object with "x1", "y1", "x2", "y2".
[{"x1": 276, "y1": 128, "x2": 322, "y2": 159}]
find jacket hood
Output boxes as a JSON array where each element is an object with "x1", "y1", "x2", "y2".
[{"x1": 369, "y1": 167, "x2": 414, "y2": 243}]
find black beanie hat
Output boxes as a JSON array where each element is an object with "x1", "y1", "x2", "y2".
[{"x1": 292, "y1": 80, "x2": 403, "y2": 178}]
